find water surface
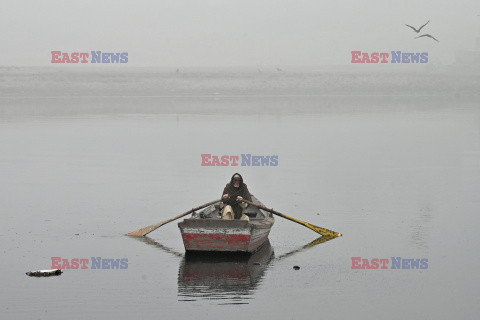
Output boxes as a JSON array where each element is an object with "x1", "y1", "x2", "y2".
[{"x1": 1, "y1": 68, "x2": 479, "y2": 319}]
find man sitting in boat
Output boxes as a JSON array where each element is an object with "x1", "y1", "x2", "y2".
[{"x1": 220, "y1": 173, "x2": 252, "y2": 221}]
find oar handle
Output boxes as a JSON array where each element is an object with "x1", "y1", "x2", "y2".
[{"x1": 241, "y1": 199, "x2": 342, "y2": 237}]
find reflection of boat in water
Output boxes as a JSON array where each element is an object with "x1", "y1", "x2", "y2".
[
  {"x1": 178, "y1": 241, "x2": 274, "y2": 304},
  {"x1": 129, "y1": 234, "x2": 337, "y2": 304}
]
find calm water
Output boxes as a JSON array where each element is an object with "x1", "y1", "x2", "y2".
[{"x1": 0, "y1": 67, "x2": 479, "y2": 319}]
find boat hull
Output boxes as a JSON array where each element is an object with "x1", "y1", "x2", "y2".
[{"x1": 178, "y1": 218, "x2": 273, "y2": 253}]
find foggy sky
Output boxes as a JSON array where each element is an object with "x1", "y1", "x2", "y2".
[{"x1": 1, "y1": 0, "x2": 479, "y2": 67}]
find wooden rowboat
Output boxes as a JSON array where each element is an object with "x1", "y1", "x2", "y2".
[{"x1": 177, "y1": 196, "x2": 274, "y2": 253}]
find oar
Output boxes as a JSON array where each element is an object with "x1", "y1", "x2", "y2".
[
  {"x1": 126, "y1": 199, "x2": 220, "y2": 237},
  {"x1": 241, "y1": 199, "x2": 342, "y2": 237}
]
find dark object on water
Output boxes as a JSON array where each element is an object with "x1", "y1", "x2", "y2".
[
  {"x1": 253, "y1": 262, "x2": 261, "y2": 265},
  {"x1": 293, "y1": 265, "x2": 300, "y2": 270},
  {"x1": 26, "y1": 269, "x2": 62, "y2": 277},
  {"x1": 178, "y1": 195, "x2": 274, "y2": 253}
]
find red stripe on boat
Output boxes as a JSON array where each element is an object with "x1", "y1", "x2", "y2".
[{"x1": 182, "y1": 233, "x2": 251, "y2": 251}]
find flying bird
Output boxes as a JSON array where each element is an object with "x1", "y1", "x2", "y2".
[
  {"x1": 415, "y1": 34, "x2": 439, "y2": 42},
  {"x1": 405, "y1": 20, "x2": 430, "y2": 33}
]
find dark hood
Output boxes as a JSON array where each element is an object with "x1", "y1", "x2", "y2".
[
  {"x1": 230, "y1": 173, "x2": 244, "y2": 188},
  {"x1": 222, "y1": 173, "x2": 252, "y2": 218},
  {"x1": 222, "y1": 173, "x2": 252, "y2": 207}
]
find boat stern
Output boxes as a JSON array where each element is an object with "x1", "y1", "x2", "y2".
[{"x1": 178, "y1": 219, "x2": 254, "y2": 252}]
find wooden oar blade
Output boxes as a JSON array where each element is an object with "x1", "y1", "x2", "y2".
[
  {"x1": 126, "y1": 222, "x2": 163, "y2": 237},
  {"x1": 304, "y1": 222, "x2": 342, "y2": 237}
]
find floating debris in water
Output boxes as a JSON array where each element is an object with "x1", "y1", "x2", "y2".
[
  {"x1": 293, "y1": 266, "x2": 300, "y2": 270},
  {"x1": 26, "y1": 269, "x2": 62, "y2": 277},
  {"x1": 253, "y1": 262, "x2": 261, "y2": 265}
]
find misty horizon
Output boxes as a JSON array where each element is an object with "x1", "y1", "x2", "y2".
[{"x1": 1, "y1": 0, "x2": 480, "y2": 67}]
